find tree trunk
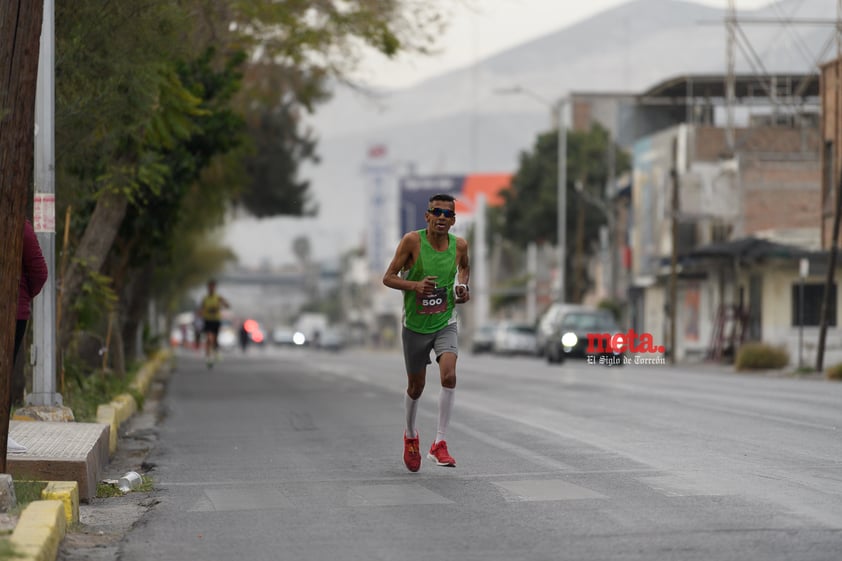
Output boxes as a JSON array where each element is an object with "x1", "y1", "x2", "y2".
[
  {"x1": 0, "y1": 0, "x2": 44, "y2": 471},
  {"x1": 11, "y1": 331, "x2": 26, "y2": 406},
  {"x1": 121, "y1": 265, "x2": 154, "y2": 362},
  {"x1": 108, "y1": 309, "x2": 126, "y2": 377},
  {"x1": 58, "y1": 188, "x2": 129, "y2": 352}
]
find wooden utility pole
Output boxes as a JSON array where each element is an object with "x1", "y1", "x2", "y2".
[
  {"x1": 0, "y1": 0, "x2": 45, "y2": 471},
  {"x1": 669, "y1": 138, "x2": 680, "y2": 365},
  {"x1": 725, "y1": 0, "x2": 737, "y2": 154},
  {"x1": 816, "y1": 3, "x2": 842, "y2": 372}
]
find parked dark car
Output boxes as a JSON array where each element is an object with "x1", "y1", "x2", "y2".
[
  {"x1": 546, "y1": 310, "x2": 624, "y2": 365},
  {"x1": 535, "y1": 303, "x2": 593, "y2": 357}
]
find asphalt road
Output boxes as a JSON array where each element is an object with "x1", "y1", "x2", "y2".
[{"x1": 118, "y1": 345, "x2": 842, "y2": 560}]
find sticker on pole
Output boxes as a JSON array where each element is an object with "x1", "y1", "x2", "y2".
[{"x1": 33, "y1": 193, "x2": 56, "y2": 233}]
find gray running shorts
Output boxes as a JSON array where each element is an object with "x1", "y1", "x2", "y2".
[{"x1": 402, "y1": 323, "x2": 459, "y2": 374}]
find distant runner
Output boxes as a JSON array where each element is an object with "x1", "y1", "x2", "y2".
[{"x1": 199, "y1": 279, "x2": 230, "y2": 368}]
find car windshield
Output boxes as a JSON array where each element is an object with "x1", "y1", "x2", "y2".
[
  {"x1": 507, "y1": 324, "x2": 535, "y2": 335},
  {"x1": 560, "y1": 312, "x2": 617, "y2": 332}
]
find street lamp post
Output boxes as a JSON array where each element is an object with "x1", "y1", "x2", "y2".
[
  {"x1": 555, "y1": 98, "x2": 567, "y2": 303},
  {"x1": 496, "y1": 86, "x2": 568, "y2": 302}
]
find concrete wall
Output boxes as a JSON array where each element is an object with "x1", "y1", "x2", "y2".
[
  {"x1": 628, "y1": 122, "x2": 827, "y2": 363},
  {"x1": 759, "y1": 265, "x2": 842, "y2": 368}
]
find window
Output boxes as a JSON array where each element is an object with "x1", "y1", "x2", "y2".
[{"x1": 792, "y1": 283, "x2": 836, "y2": 327}]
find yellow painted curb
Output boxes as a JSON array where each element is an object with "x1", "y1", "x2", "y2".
[
  {"x1": 1, "y1": 351, "x2": 171, "y2": 560},
  {"x1": 110, "y1": 394, "x2": 138, "y2": 425},
  {"x1": 129, "y1": 363, "x2": 155, "y2": 396},
  {"x1": 41, "y1": 482, "x2": 79, "y2": 525},
  {"x1": 130, "y1": 349, "x2": 170, "y2": 396},
  {"x1": 95, "y1": 403, "x2": 118, "y2": 455},
  {"x1": 9, "y1": 500, "x2": 66, "y2": 561}
]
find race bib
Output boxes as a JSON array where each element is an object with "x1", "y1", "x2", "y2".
[{"x1": 417, "y1": 287, "x2": 447, "y2": 315}]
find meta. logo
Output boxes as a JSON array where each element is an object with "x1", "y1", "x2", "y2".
[{"x1": 585, "y1": 329, "x2": 666, "y2": 354}]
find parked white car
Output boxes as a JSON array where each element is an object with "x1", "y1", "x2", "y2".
[
  {"x1": 471, "y1": 323, "x2": 499, "y2": 354},
  {"x1": 493, "y1": 322, "x2": 538, "y2": 356}
]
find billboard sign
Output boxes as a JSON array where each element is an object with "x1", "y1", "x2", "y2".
[{"x1": 399, "y1": 173, "x2": 512, "y2": 237}]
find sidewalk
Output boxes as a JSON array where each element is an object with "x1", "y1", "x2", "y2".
[
  {"x1": 57, "y1": 362, "x2": 169, "y2": 561},
  {"x1": 674, "y1": 358, "x2": 828, "y2": 380},
  {"x1": 2, "y1": 351, "x2": 171, "y2": 561}
]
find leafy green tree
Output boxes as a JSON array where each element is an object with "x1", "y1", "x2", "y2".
[
  {"x1": 54, "y1": 1, "x2": 193, "y2": 354},
  {"x1": 234, "y1": 63, "x2": 321, "y2": 217},
  {"x1": 497, "y1": 123, "x2": 630, "y2": 302},
  {"x1": 49, "y1": 0, "x2": 453, "y2": 370},
  {"x1": 188, "y1": 0, "x2": 448, "y2": 217},
  {"x1": 112, "y1": 49, "x2": 248, "y2": 362}
]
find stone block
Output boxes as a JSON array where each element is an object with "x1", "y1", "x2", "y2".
[
  {"x1": 7, "y1": 422, "x2": 110, "y2": 502},
  {"x1": 0, "y1": 474, "x2": 16, "y2": 512},
  {"x1": 13, "y1": 406, "x2": 75, "y2": 423}
]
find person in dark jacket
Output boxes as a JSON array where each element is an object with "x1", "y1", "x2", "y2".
[
  {"x1": 16, "y1": 219, "x2": 48, "y2": 358},
  {"x1": 9, "y1": 220, "x2": 48, "y2": 454}
]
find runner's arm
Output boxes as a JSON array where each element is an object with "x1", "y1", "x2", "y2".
[
  {"x1": 455, "y1": 237, "x2": 471, "y2": 303},
  {"x1": 383, "y1": 233, "x2": 433, "y2": 295}
]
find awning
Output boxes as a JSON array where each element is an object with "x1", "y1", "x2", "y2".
[{"x1": 681, "y1": 236, "x2": 813, "y2": 260}]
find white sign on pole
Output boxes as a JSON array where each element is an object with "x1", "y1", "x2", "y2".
[
  {"x1": 799, "y1": 258, "x2": 809, "y2": 279},
  {"x1": 33, "y1": 192, "x2": 56, "y2": 233}
]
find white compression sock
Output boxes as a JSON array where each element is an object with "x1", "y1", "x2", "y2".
[
  {"x1": 435, "y1": 387, "x2": 455, "y2": 444},
  {"x1": 405, "y1": 393, "x2": 419, "y2": 438}
]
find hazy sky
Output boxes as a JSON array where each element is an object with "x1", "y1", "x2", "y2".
[
  {"x1": 354, "y1": 0, "x2": 774, "y2": 90},
  {"x1": 226, "y1": 0, "x2": 785, "y2": 267}
]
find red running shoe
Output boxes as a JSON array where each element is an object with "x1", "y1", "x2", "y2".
[
  {"x1": 403, "y1": 432, "x2": 421, "y2": 472},
  {"x1": 427, "y1": 440, "x2": 456, "y2": 467}
]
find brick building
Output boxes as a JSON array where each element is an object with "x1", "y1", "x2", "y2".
[{"x1": 618, "y1": 74, "x2": 831, "y2": 363}]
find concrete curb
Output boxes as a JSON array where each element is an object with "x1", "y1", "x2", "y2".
[
  {"x1": 8, "y1": 349, "x2": 171, "y2": 561},
  {"x1": 96, "y1": 349, "x2": 170, "y2": 454},
  {"x1": 41, "y1": 482, "x2": 79, "y2": 525},
  {"x1": 9, "y1": 500, "x2": 66, "y2": 561}
]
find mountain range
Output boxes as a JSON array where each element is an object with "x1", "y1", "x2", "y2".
[{"x1": 223, "y1": 0, "x2": 838, "y2": 268}]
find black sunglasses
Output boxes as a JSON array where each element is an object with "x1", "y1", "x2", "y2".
[{"x1": 427, "y1": 208, "x2": 455, "y2": 218}]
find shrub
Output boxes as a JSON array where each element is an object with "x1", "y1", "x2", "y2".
[
  {"x1": 597, "y1": 299, "x2": 623, "y2": 322},
  {"x1": 62, "y1": 356, "x2": 142, "y2": 422},
  {"x1": 825, "y1": 363, "x2": 842, "y2": 381},
  {"x1": 734, "y1": 342, "x2": 789, "y2": 371}
]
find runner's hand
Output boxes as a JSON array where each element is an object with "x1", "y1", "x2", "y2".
[
  {"x1": 415, "y1": 276, "x2": 438, "y2": 295},
  {"x1": 455, "y1": 284, "x2": 470, "y2": 304}
]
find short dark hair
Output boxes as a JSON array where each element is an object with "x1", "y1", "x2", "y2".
[{"x1": 429, "y1": 193, "x2": 455, "y2": 204}]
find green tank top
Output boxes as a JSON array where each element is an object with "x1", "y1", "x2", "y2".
[{"x1": 403, "y1": 229, "x2": 458, "y2": 333}]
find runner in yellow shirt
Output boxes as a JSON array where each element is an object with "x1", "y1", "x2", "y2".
[{"x1": 199, "y1": 279, "x2": 230, "y2": 367}]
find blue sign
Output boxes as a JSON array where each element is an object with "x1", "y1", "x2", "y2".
[{"x1": 399, "y1": 175, "x2": 464, "y2": 234}]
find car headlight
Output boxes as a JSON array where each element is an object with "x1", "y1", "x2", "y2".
[{"x1": 561, "y1": 332, "x2": 578, "y2": 348}]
